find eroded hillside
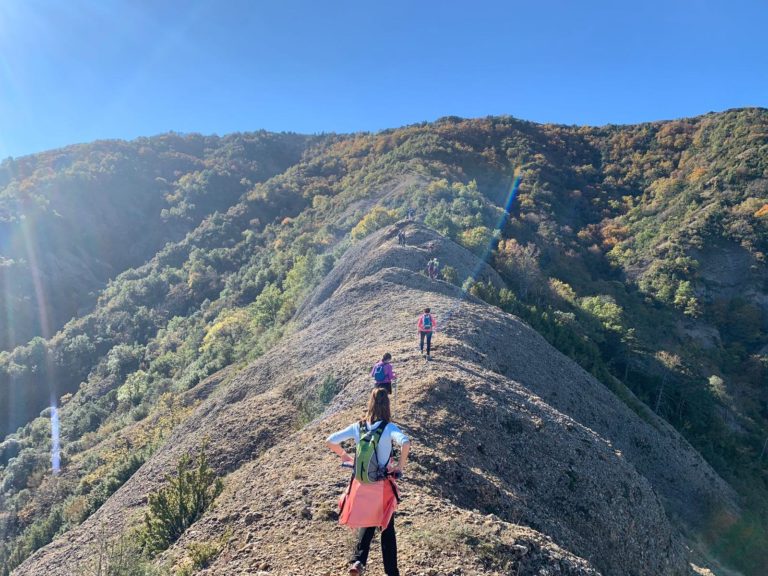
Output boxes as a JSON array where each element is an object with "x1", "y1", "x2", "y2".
[
  {"x1": 15, "y1": 225, "x2": 736, "y2": 575},
  {"x1": 3, "y1": 110, "x2": 766, "y2": 575}
]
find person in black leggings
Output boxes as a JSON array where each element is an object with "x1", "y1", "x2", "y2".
[
  {"x1": 327, "y1": 389, "x2": 411, "y2": 575},
  {"x1": 417, "y1": 307, "x2": 437, "y2": 359}
]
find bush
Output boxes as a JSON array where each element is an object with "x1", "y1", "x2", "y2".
[
  {"x1": 76, "y1": 529, "x2": 166, "y2": 576},
  {"x1": 139, "y1": 447, "x2": 223, "y2": 555},
  {"x1": 350, "y1": 206, "x2": 397, "y2": 239},
  {"x1": 441, "y1": 265, "x2": 458, "y2": 286},
  {"x1": 117, "y1": 371, "x2": 150, "y2": 408},
  {"x1": 458, "y1": 226, "x2": 493, "y2": 255},
  {"x1": 0, "y1": 438, "x2": 21, "y2": 466}
]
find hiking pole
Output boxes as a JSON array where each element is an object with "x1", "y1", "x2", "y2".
[{"x1": 393, "y1": 378, "x2": 398, "y2": 417}]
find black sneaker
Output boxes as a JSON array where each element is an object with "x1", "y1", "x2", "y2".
[{"x1": 349, "y1": 561, "x2": 365, "y2": 575}]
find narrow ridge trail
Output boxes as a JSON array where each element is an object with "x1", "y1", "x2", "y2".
[{"x1": 16, "y1": 224, "x2": 735, "y2": 576}]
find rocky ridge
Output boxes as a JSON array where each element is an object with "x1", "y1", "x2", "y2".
[{"x1": 15, "y1": 224, "x2": 736, "y2": 575}]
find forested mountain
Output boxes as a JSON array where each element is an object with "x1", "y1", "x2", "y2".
[
  {"x1": 0, "y1": 131, "x2": 314, "y2": 351},
  {"x1": 0, "y1": 109, "x2": 766, "y2": 574}
]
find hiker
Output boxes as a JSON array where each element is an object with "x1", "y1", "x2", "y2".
[
  {"x1": 427, "y1": 258, "x2": 440, "y2": 280},
  {"x1": 426, "y1": 258, "x2": 436, "y2": 280},
  {"x1": 397, "y1": 229, "x2": 406, "y2": 246},
  {"x1": 327, "y1": 388, "x2": 411, "y2": 576},
  {"x1": 417, "y1": 307, "x2": 436, "y2": 359},
  {"x1": 407, "y1": 207, "x2": 414, "y2": 221},
  {"x1": 371, "y1": 353, "x2": 396, "y2": 394}
]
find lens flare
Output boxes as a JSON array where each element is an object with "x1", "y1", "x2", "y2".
[
  {"x1": 19, "y1": 215, "x2": 52, "y2": 339},
  {"x1": 51, "y1": 403, "x2": 60, "y2": 474},
  {"x1": 441, "y1": 172, "x2": 522, "y2": 325}
]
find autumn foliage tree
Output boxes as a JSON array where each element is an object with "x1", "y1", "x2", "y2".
[{"x1": 494, "y1": 239, "x2": 542, "y2": 300}]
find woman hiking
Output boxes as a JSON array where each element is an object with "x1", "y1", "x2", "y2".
[
  {"x1": 371, "y1": 353, "x2": 397, "y2": 394},
  {"x1": 417, "y1": 307, "x2": 437, "y2": 359},
  {"x1": 327, "y1": 388, "x2": 411, "y2": 576}
]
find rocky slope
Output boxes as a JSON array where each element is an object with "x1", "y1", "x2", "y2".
[{"x1": 15, "y1": 224, "x2": 736, "y2": 575}]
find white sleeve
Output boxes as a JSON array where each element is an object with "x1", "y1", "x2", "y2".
[
  {"x1": 327, "y1": 423, "x2": 359, "y2": 445},
  {"x1": 386, "y1": 423, "x2": 410, "y2": 446}
]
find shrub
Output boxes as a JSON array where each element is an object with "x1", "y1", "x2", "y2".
[
  {"x1": 139, "y1": 447, "x2": 223, "y2": 555},
  {"x1": 117, "y1": 371, "x2": 150, "y2": 408},
  {"x1": 458, "y1": 226, "x2": 493, "y2": 255},
  {"x1": 76, "y1": 529, "x2": 165, "y2": 576},
  {"x1": 350, "y1": 206, "x2": 397, "y2": 239},
  {"x1": 441, "y1": 265, "x2": 458, "y2": 286}
]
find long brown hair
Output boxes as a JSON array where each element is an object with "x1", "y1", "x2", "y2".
[{"x1": 365, "y1": 387, "x2": 391, "y2": 424}]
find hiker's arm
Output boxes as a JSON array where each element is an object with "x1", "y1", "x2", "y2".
[
  {"x1": 389, "y1": 426, "x2": 410, "y2": 472},
  {"x1": 326, "y1": 441, "x2": 354, "y2": 463},
  {"x1": 398, "y1": 441, "x2": 410, "y2": 471},
  {"x1": 326, "y1": 424, "x2": 357, "y2": 463}
]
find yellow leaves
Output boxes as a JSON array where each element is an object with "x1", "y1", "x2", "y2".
[
  {"x1": 350, "y1": 206, "x2": 397, "y2": 239},
  {"x1": 549, "y1": 279, "x2": 577, "y2": 303},
  {"x1": 426, "y1": 178, "x2": 450, "y2": 195},
  {"x1": 688, "y1": 166, "x2": 708, "y2": 183},
  {"x1": 201, "y1": 309, "x2": 249, "y2": 353},
  {"x1": 729, "y1": 198, "x2": 768, "y2": 218},
  {"x1": 458, "y1": 226, "x2": 493, "y2": 254}
]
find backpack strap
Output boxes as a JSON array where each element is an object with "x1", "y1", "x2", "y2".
[
  {"x1": 376, "y1": 421, "x2": 401, "y2": 503},
  {"x1": 368, "y1": 421, "x2": 388, "y2": 480},
  {"x1": 388, "y1": 476, "x2": 402, "y2": 504}
]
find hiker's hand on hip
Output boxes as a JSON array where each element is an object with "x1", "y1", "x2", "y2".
[{"x1": 341, "y1": 453, "x2": 353, "y2": 464}]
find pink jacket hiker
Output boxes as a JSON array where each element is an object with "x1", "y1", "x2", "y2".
[
  {"x1": 417, "y1": 313, "x2": 436, "y2": 333},
  {"x1": 338, "y1": 476, "x2": 400, "y2": 529}
]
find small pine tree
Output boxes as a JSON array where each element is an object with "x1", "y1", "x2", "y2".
[{"x1": 140, "y1": 447, "x2": 223, "y2": 555}]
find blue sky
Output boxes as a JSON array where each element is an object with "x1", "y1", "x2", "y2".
[{"x1": 1, "y1": 0, "x2": 766, "y2": 158}]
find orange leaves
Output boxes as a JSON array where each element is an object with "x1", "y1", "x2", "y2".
[{"x1": 600, "y1": 222, "x2": 630, "y2": 248}]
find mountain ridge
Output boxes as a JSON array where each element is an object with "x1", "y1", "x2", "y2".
[
  {"x1": 15, "y1": 224, "x2": 735, "y2": 575},
  {"x1": 1, "y1": 109, "x2": 766, "y2": 574}
]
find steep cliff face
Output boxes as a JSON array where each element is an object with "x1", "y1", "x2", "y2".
[{"x1": 16, "y1": 225, "x2": 735, "y2": 575}]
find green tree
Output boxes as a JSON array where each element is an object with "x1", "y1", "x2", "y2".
[{"x1": 253, "y1": 284, "x2": 284, "y2": 328}]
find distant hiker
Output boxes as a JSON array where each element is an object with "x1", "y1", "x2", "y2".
[
  {"x1": 371, "y1": 353, "x2": 397, "y2": 394},
  {"x1": 407, "y1": 208, "x2": 414, "y2": 221},
  {"x1": 397, "y1": 229, "x2": 406, "y2": 246},
  {"x1": 417, "y1": 308, "x2": 436, "y2": 359},
  {"x1": 426, "y1": 258, "x2": 438, "y2": 281},
  {"x1": 327, "y1": 388, "x2": 411, "y2": 576}
]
